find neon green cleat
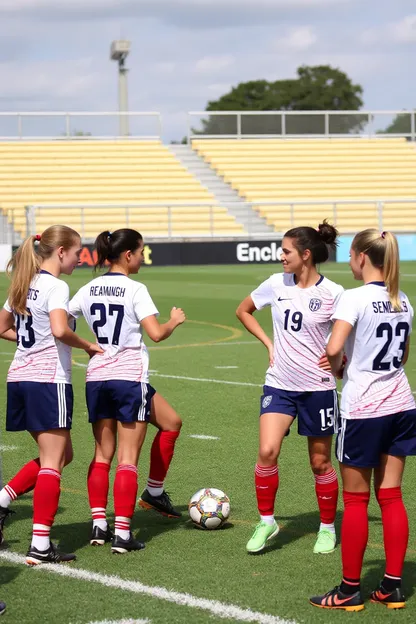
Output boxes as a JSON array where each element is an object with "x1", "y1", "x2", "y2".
[
  {"x1": 313, "y1": 529, "x2": 336, "y2": 554},
  {"x1": 246, "y1": 520, "x2": 279, "y2": 553}
]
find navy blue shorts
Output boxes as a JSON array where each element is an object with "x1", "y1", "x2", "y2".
[
  {"x1": 336, "y1": 410, "x2": 416, "y2": 468},
  {"x1": 6, "y1": 382, "x2": 73, "y2": 432},
  {"x1": 259, "y1": 385, "x2": 338, "y2": 437},
  {"x1": 86, "y1": 380, "x2": 156, "y2": 424}
]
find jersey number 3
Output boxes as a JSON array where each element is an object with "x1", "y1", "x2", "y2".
[
  {"x1": 372, "y1": 322, "x2": 409, "y2": 371},
  {"x1": 90, "y1": 303, "x2": 125, "y2": 345},
  {"x1": 16, "y1": 308, "x2": 35, "y2": 348}
]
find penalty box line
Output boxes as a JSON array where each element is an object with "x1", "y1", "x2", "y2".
[{"x1": 0, "y1": 551, "x2": 295, "y2": 624}]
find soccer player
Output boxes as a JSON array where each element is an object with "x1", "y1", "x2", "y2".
[
  {"x1": 310, "y1": 230, "x2": 416, "y2": 611},
  {"x1": 236, "y1": 221, "x2": 343, "y2": 555},
  {"x1": 69, "y1": 228, "x2": 185, "y2": 554},
  {"x1": 0, "y1": 226, "x2": 103, "y2": 564}
]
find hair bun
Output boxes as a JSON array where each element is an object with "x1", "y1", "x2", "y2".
[{"x1": 317, "y1": 220, "x2": 338, "y2": 248}]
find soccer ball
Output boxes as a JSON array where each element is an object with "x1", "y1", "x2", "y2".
[{"x1": 188, "y1": 488, "x2": 230, "y2": 529}]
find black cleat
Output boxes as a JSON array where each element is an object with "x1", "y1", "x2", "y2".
[
  {"x1": 0, "y1": 506, "x2": 15, "y2": 546},
  {"x1": 90, "y1": 525, "x2": 113, "y2": 546},
  {"x1": 139, "y1": 489, "x2": 182, "y2": 518},
  {"x1": 26, "y1": 542, "x2": 76, "y2": 566},
  {"x1": 370, "y1": 584, "x2": 406, "y2": 609},
  {"x1": 310, "y1": 586, "x2": 365, "y2": 611},
  {"x1": 0, "y1": 601, "x2": 5, "y2": 616},
  {"x1": 111, "y1": 533, "x2": 145, "y2": 554}
]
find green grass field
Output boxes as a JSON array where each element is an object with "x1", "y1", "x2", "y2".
[{"x1": 1, "y1": 262, "x2": 416, "y2": 624}]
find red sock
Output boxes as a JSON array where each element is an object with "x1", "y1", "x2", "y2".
[
  {"x1": 314, "y1": 468, "x2": 339, "y2": 524},
  {"x1": 341, "y1": 490, "x2": 370, "y2": 580},
  {"x1": 255, "y1": 464, "x2": 279, "y2": 516},
  {"x1": 147, "y1": 431, "x2": 180, "y2": 493},
  {"x1": 87, "y1": 461, "x2": 111, "y2": 508},
  {"x1": 376, "y1": 487, "x2": 409, "y2": 578},
  {"x1": 7, "y1": 458, "x2": 41, "y2": 498},
  {"x1": 33, "y1": 468, "x2": 61, "y2": 527},
  {"x1": 113, "y1": 464, "x2": 138, "y2": 519}
]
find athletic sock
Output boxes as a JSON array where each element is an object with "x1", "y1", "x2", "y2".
[
  {"x1": 147, "y1": 431, "x2": 180, "y2": 496},
  {"x1": 255, "y1": 464, "x2": 279, "y2": 517},
  {"x1": 314, "y1": 468, "x2": 338, "y2": 525}
]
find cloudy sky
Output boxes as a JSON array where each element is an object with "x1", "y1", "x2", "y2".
[{"x1": 0, "y1": 0, "x2": 415, "y2": 140}]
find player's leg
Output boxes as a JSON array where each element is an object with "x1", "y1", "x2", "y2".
[
  {"x1": 139, "y1": 391, "x2": 182, "y2": 518},
  {"x1": 26, "y1": 428, "x2": 76, "y2": 565},
  {"x1": 88, "y1": 419, "x2": 116, "y2": 545},
  {"x1": 246, "y1": 405, "x2": 294, "y2": 553},
  {"x1": 370, "y1": 454, "x2": 407, "y2": 608},
  {"x1": 308, "y1": 436, "x2": 338, "y2": 554},
  {"x1": 112, "y1": 420, "x2": 147, "y2": 554}
]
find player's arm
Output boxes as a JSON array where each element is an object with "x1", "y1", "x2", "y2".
[
  {"x1": 141, "y1": 307, "x2": 185, "y2": 343},
  {"x1": 402, "y1": 338, "x2": 410, "y2": 366},
  {"x1": 0, "y1": 308, "x2": 15, "y2": 341},
  {"x1": 326, "y1": 320, "x2": 353, "y2": 376},
  {"x1": 236, "y1": 296, "x2": 274, "y2": 366},
  {"x1": 49, "y1": 309, "x2": 103, "y2": 357}
]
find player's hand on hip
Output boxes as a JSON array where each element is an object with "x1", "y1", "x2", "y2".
[
  {"x1": 318, "y1": 353, "x2": 332, "y2": 372},
  {"x1": 267, "y1": 343, "x2": 274, "y2": 367},
  {"x1": 170, "y1": 306, "x2": 186, "y2": 326},
  {"x1": 86, "y1": 343, "x2": 104, "y2": 358}
]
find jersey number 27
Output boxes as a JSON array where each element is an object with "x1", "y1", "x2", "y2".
[{"x1": 90, "y1": 303, "x2": 125, "y2": 346}]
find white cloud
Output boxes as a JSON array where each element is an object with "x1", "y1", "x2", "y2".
[
  {"x1": 392, "y1": 14, "x2": 416, "y2": 42},
  {"x1": 195, "y1": 55, "x2": 235, "y2": 74},
  {"x1": 277, "y1": 26, "x2": 318, "y2": 50}
]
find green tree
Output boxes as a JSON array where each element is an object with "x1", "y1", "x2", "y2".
[
  {"x1": 378, "y1": 111, "x2": 415, "y2": 137},
  {"x1": 196, "y1": 65, "x2": 366, "y2": 136}
]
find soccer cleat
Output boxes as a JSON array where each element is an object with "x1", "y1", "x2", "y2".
[
  {"x1": 111, "y1": 533, "x2": 145, "y2": 554},
  {"x1": 313, "y1": 529, "x2": 336, "y2": 554},
  {"x1": 139, "y1": 489, "x2": 182, "y2": 518},
  {"x1": 26, "y1": 542, "x2": 76, "y2": 566},
  {"x1": 246, "y1": 520, "x2": 280, "y2": 553},
  {"x1": 90, "y1": 524, "x2": 113, "y2": 546},
  {"x1": 370, "y1": 584, "x2": 406, "y2": 609},
  {"x1": 0, "y1": 601, "x2": 5, "y2": 616},
  {"x1": 310, "y1": 586, "x2": 364, "y2": 611},
  {"x1": 0, "y1": 506, "x2": 15, "y2": 545}
]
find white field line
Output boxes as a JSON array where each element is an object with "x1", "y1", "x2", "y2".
[
  {"x1": 0, "y1": 445, "x2": 18, "y2": 452},
  {"x1": 189, "y1": 435, "x2": 220, "y2": 440},
  {"x1": 0, "y1": 551, "x2": 296, "y2": 624},
  {"x1": 86, "y1": 620, "x2": 150, "y2": 624},
  {"x1": 72, "y1": 362, "x2": 261, "y2": 388},
  {"x1": 215, "y1": 366, "x2": 239, "y2": 369}
]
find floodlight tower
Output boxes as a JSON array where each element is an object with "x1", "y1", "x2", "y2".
[{"x1": 110, "y1": 40, "x2": 131, "y2": 137}]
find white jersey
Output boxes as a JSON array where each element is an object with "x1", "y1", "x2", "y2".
[
  {"x1": 251, "y1": 273, "x2": 344, "y2": 391},
  {"x1": 333, "y1": 282, "x2": 415, "y2": 419},
  {"x1": 5, "y1": 270, "x2": 72, "y2": 384},
  {"x1": 69, "y1": 272, "x2": 158, "y2": 383}
]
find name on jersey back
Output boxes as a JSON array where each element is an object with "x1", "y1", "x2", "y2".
[{"x1": 90, "y1": 285, "x2": 126, "y2": 297}]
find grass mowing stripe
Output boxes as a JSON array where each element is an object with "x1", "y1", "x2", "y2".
[
  {"x1": 87, "y1": 620, "x2": 150, "y2": 624},
  {"x1": 0, "y1": 551, "x2": 296, "y2": 624}
]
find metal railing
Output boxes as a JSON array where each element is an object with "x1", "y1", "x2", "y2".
[
  {"x1": 188, "y1": 110, "x2": 416, "y2": 141},
  {"x1": 0, "y1": 112, "x2": 162, "y2": 140},
  {"x1": 22, "y1": 199, "x2": 416, "y2": 241}
]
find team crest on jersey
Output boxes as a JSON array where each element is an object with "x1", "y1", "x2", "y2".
[
  {"x1": 309, "y1": 298, "x2": 322, "y2": 312},
  {"x1": 262, "y1": 395, "x2": 273, "y2": 409}
]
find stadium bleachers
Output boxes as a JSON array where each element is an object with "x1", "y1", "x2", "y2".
[
  {"x1": 192, "y1": 138, "x2": 416, "y2": 233},
  {"x1": 0, "y1": 140, "x2": 244, "y2": 239}
]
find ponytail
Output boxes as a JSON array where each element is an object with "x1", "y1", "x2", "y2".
[
  {"x1": 351, "y1": 229, "x2": 401, "y2": 312},
  {"x1": 383, "y1": 232, "x2": 401, "y2": 312},
  {"x1": 7, "y1": 224, "x2": 80, "y2": 316},
  {"x1": 94, "y1": 228, "x2": 143, "y2": 270},
  {"x1": 7, "y1": 236, "x2": 40, "y2": 316}
]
